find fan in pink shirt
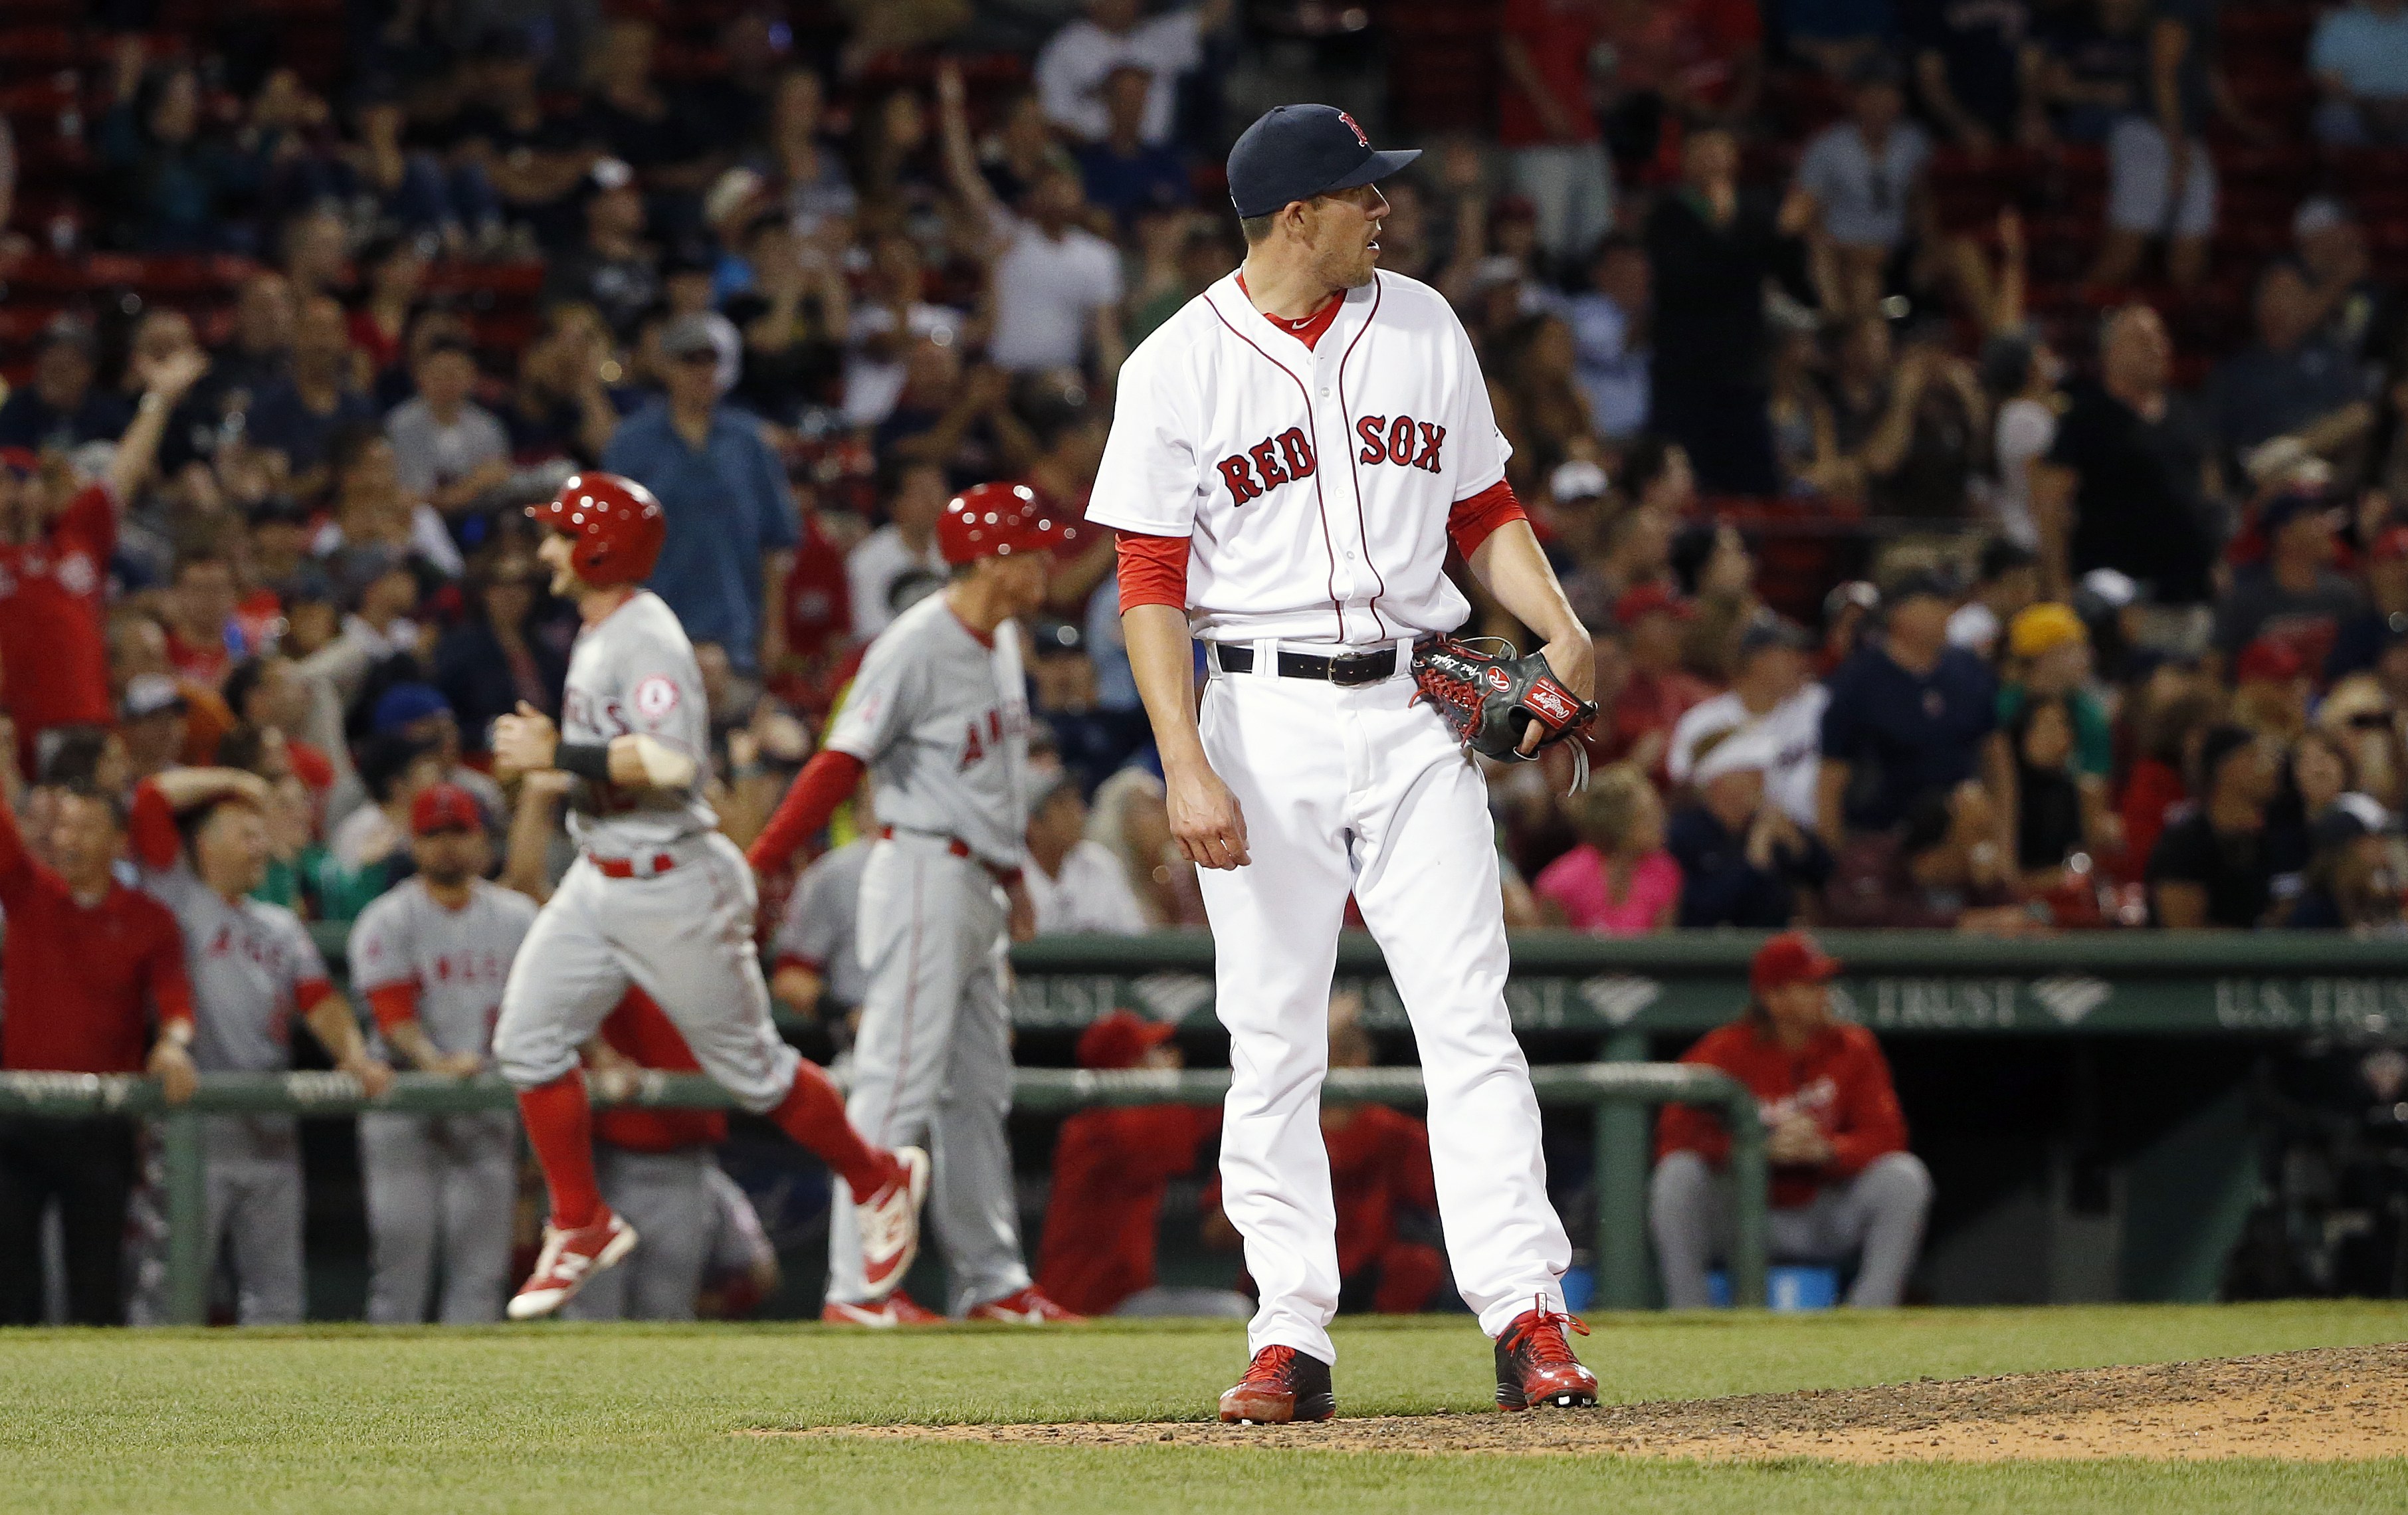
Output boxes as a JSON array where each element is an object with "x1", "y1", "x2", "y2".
[{"x1": 1534, "y1": 763, "x2": 1682, "y2": 935}]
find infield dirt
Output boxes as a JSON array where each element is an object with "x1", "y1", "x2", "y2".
[{"x1": 793, "y1": 1343, "x2": 2408, "y2": 1463}]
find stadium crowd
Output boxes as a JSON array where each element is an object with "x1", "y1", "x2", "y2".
[{"x1": 0, "y1": 0, "x2": 2405, "y2": 1324}]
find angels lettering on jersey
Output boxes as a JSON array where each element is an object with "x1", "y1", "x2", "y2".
[{"x1": 959, "y1": 702, "x2": 1031, "y2": 769}]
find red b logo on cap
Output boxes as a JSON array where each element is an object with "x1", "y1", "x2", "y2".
[{"x1": 1338, "y1": 110, "x2": 1369, "y2": 148}]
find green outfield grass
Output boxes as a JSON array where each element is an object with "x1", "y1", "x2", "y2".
[{"x1": 5, "y1": 1302, "x2": 2407, "y2": 1514}]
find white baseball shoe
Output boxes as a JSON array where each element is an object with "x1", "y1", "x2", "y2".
[
  {"x1": 508, "y1": 1209, "x2": 637, "y2": 1320},
  {"x1": 856, "y1": 1146, "x2": 930, "y2": 1299},
  {"x1": 821, "y1": 1290, "x2": 944, "y2": 1328}
]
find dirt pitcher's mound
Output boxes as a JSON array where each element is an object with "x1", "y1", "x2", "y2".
[{"x1": 783, "y1": 1344, "x2": 2408, "y2": 1463}]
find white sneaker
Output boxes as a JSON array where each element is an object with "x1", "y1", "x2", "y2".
[
  {"x1": 508, "y1": 1211, "x2": 638, "y2": 1320},
  {"x1": 856, "y1": 1146, "x2": 929, "y2": 1299}
]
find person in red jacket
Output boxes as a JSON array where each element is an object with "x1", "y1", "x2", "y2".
[
  {"x1": 1035, "y1": 1010, "x2": 1239, "y2": 1318},
  {"x1": 1651, "y1": 931, "x2": 1931, "y2": 1308},
  {"x1": 0, "y1": 781, "x2": 197, "y2": 1324}
]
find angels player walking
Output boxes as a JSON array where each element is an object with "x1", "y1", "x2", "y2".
[
  {"x1": 489, "y1": 473, "x2": 927, "y2": 1320},
  {"x1": 1089, "y1": 105, "x2": 1603, "y2": 1421},
  {"x1": 750, "y1": 482, "x2": 1083, "y2": 1326},
  {"x1": 346, "y1": 783, "x2": 530, "y2": 1324}
]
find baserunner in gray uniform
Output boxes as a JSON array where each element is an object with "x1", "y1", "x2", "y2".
[
  {"x1": 750, "y1": 481, "x2": 1085, "y2": 1326},
  {"x1": 129, "y1": 767, "x2": 393, "y2": 1325},
  {"x1": 489, "y1": 472, "x2": 927, "y2": 1320},
  {"x1": 347, "y1": 781, "x2": 532, "y2": 1324}
]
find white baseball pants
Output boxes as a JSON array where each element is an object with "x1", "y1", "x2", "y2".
[
  {"x1": 359, "y1": 1111, "x2": 517, "y2": 1324},
  {"x1": 494, "y1": 833, "x2": 801, "y2": 1112},
  {"x1": 1197, "y1": 655, "x2": 1571, "y2": 1364},
  {"x1": 824, "y1": 834, "x2": 1030, "y2": 1313}
]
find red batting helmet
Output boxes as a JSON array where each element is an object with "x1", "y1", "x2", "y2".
[
  {"x1": 936, "y1": 482, "x2": 1082, "y2": 567},
  {"x1": 528, "y1": 472, "x2": 666, "y2": 587}
]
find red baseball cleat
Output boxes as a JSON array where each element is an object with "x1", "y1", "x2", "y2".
[
  {"x1": 1494, "y1": 1296, "x2": 1599, "y2": 1410},
  {"x1": 965, "y1": 1286, "x2": 1084, "y2": 1324},
  {"x1": 507, "y1": 1209, "x2": 637, "y2": 1320},
  {"x1": 821, "y1": 1290, "x2": 944, "y2": 1328},
  {"x1": 1217, "y1": 1344, "x2": 1336, "y2": 1424},
  {"x1": 856, "y1": 1146, "x2": 929, "y2": 1300}
]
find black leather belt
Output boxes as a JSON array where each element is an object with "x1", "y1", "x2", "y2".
[{"x1": 1213, "y1": 643, "x2": 1397, "y2": 688}]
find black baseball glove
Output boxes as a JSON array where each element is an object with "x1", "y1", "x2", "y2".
[{"x1": 1411, "y1": 636, "x2": 1598, "y2": 767}]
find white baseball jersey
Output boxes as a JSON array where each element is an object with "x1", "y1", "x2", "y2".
[
  {"x1": 348, "y1": 878, "x2": 538, "y2": 1059},
  {"x1": 1086, "y1": 268, "x2": 1511, "y2": 647},
  {"x1": 559, "y1": 590, "x2": 716, "y2": 853},
  {"x1": 822, "y1": 593, "x2": 1031, "y2": 868},
  {"x1": 138, "y1": 859, "x2": 331, "y2": 1074},
  {"x1": 771, "y1": 838, "x2": 870, "y2": 1008}
]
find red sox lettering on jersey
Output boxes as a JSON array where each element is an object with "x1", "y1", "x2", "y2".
[{"x1": 1090, "y1": 268, "x2": 1509, "y2": 647}]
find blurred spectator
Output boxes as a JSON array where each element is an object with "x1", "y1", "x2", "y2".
[
  {"x1": 386, "y1": 336, "x2": 514, "y2": 521},
  {"x1": 1829, "y1": 317, "x2": 1988, "y2": 522},
  {"x1": 1653, "y1": 932, "x2": 1932, "y2": 1309},
  {"x1": 1561, "y1": 463, "x2": 1676, "y2": 629},
  {"x1": 98, "y1": 54, "x2": 252, "y2": 253},
  {"x1": 2120, "y1": 681, "x2": 2219, "y2": 876},
  {"x1": 349, "y1": 235, "x2": 428, "y2": 380},
  {"x1": 544, "y1": 159, "x2": 663, "y2": 342},
  {"x1": 1785, "y1": 0, "x2": 1900, "y2": 80},
  {"x1": 1565, "y1": 236, "x2": 1652, "y2": 442},
  {"x1": 247, "y1": 296, "x2": 376, "y2": 494},
  {"x1": 1670, "y1": 616, "x2": 1826, "y2": 827},
  {"x1": 1825, "y1": 781, "x2": 2029, "y2": 930},
  {"x1": 1597, "y1": 583, "x2": 1714, "y2": 773},
  {"x1": 1035, "y1": 0, "x2": 1232, "y2": 146},
  {"x1": 0, "y1": 787, "x2": 195, "y2": 1326},
  {"x1": 2208, "y1": 265, "x2": 2373, "y2": 475},
  {"x1": 2232, "y1": 636, "x2": 2313, "y2": 744},
  {"x1": 2033, "y1": 305, "x2": 2219, "y2": 608},
  {"x1": 1817, "y1": 573, "x2": 2008, "y2": 848},
  {"x1": 2318, "y1": 674, "x2": 2407, "y2": 811},
  {"x1": 876, "y1": 343, "x2": 1039, "y2": 490},
  {"x1": 1088, "y1": 767, "x2": 1205, "y2": 927},
  {"x1": 723, "y1": 217, "x2": 851, "y2": 425},
  {"x1": 1497, "y1": 0, "x2": 1615, "y2": 271},
  {"x1": 1669, "y1": 726, "x2": 1835, "y2": 928},
  {"x1": 1913, "y1": 0, "x2": 2044, "y2": 150},
  {"x1": 940, "y1": 64, "x2": 1127, "y2": 381},
  {"x1": 0, "y1": 321, "x2": 132, "y2": 453},
  {"x1": 453, "y1": 29, "x2": 605, "y2": 241},
  {"x1": 508, "y1": 305, "x2": 624, "y2": 464},
  {"x1": 849, "y1": 462, "x2": 951, "y2": 642},
  {"x1": 1075, "y1": 66, "x2": 1193, "y2": 230},
  {"x1": 1645, "y1": 130, "x2": 1801, "y2": 496},
  {"x1": 210, "y1": 272, "x2": 299, "y2": 420},
  {"x1": 2311, "y1": 0, "x2": 2408, "y2": 146},
  {"x1": 319, "y1": 429, "x2": 467, "y2": 578},
  {"x1": 2213, "y1": 490, "x2": 2363, "y2": 674},
  {"x1": 2286, "y1": 795, "x2": 2401, "y2": 929},
  {"x1": 2147, "y1": 723, "x2": 2280, "y2": 927},
  {"x1": 1025, "y1": 776, "x2": 1149, "y2": 932},
  {"x1": 163, "y1": 550, "x2": 252, "y2": 690},
  {"x1": 1998, "y1": 603, "x2": 2114, "y2": 805},
  {"x1": 1030, "y1": 618, "x2": 1146, "y2": 793},
  {"x1": 581, "y1": 17, "x2": 724, "y2": 213},
  {"x1": 0, "y1": 350, "x2": 203, "y2": 756},
  {"x1": 1035, "y1": 1009, "x2": 1226, "y2": 1318},
  {"x1": 1793, "y1": 59, "x2": 1933, "y2": 320},
  {"x1": 433, "y1": 554, "x2": 569, "y2": 748},
  {"x1": 219, "y1": 655, "x2": 338, "y2": 797},
  {"x1": 1981, "y1": 332, "x2": 2062, "y2": 553},
  {"x1": 2290, "y1": 198, "x2": 2393, "y2": 367},
  {"x1": 2007, "y1": 694, "x2": 2110, "y2": 886},
  {"x1": 602, "y1": 315, "x2": 799, "y2": 676},
  {"x1": 843, "y1": 232, "x2": 969, "y2": 427},
  {"x1": 1533, "y1": 763, "x2": 1682, "y2": 934},
  {"x1": 754, "y1": 68, "x2": 858, "y2": 244},
  {"x1": 1593, "y1": 0, "x2": 1765, "y2": 165},
  {"x1": 1948, "y1": 537, "x2": 2043, "y2": 656},
  {"x1": 1496, "y1": 314, "x2": 1595, "y2": 486}
]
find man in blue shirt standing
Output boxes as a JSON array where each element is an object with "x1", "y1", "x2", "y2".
[
  {"x1": 1816, "y1": 572, "x2": 2013, "y2": 857},
  {"x1": 601, "y1": 314, "x2": 797, "y2": 676}
]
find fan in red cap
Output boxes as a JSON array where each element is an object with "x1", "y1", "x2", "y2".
[
  {"x1": 528, "y1": 472, "x2": 666, "y2": 590},
  {"x1": 936, "y1": 481, "x2": 1083, "y2": 565}
]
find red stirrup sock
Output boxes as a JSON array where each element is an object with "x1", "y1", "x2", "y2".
[
  {"x1": 769, "y1": 1061, "x2": 891, "y2": 1195},
  {"x1": 518, "y1": 1070, "x2": 603, "y2": 1231}
]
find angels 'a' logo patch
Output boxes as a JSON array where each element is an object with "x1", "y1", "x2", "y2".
[{"x1": 633, "y1": 675, "x2": 680, "y2": 720}]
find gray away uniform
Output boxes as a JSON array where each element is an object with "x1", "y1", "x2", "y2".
[
  {"x1": 771, "y1": 838, "x2": 871, "y2": 1020},
  {"x1": 139, "y1": 856, "x2": 334, "y2": 1325},
  {"x1": 820, "y1": 593, "x2": 1034, "y2": 1312},
  {"x1": 348, "y1": 878, "x2": 536, "y2": 1324},
  {"x1": 494, "y1": 589, "x2": 803, "y2": 1121}
]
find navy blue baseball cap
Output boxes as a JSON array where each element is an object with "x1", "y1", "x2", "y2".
[{"x1": 1227, "y1": 104, "x2": 1421, "y2": 221}]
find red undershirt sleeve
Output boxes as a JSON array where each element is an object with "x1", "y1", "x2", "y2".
[
  {"x1": 292, "y1": 977, "x2": 336, "y2": 1014},
  {"x1": 1115, "y1": 530, "x2": 1190, "y2": 613},
  {"x1": 128, "y1": 781, "x2": 182, "y2": 871},
  {"x1": 1447, "y1": 478, "x2": 1529, "y2": 560},
  {"x1": 148, "y1": 928, "x2": 195, "y2": 1033},
  {"x1": 365, "y1": 983, "x2": 421, "y2": 1035},
  {"x1": 747, "y1": 750, "x2": 868, "y2": 876}
]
